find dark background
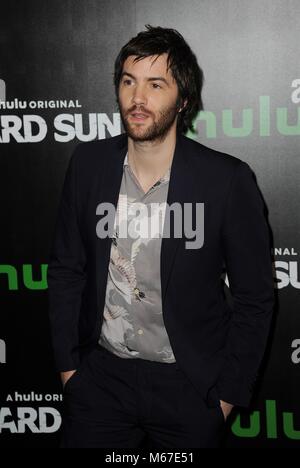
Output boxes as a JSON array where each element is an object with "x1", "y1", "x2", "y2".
[{"x1": 0, "y1": 0, "x2": 299, "y2": 447}]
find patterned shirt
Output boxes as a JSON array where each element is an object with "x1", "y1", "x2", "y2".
[{"x1": 98, "y1": 152, "x2": 176, "y2": 363}]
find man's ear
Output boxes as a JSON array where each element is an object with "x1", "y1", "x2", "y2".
[{"x1": 178, "y1": 99, "x2": 188, "y2": 112}]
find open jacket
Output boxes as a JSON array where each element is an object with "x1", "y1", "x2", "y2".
[{"x1": 47, "y1": 132, "x2": 274, "y2": 408}]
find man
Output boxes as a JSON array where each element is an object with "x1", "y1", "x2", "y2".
[{"x1": 47, "y1": 25, "x2": 274, "y2": 448}]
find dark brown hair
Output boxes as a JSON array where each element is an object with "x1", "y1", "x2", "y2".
[{"x1": 114, "y1": 25, "x2": 204, "y2": 134}]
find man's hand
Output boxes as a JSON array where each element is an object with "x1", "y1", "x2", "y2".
[
  {"x1": 220, "y1": 400, "x2": 234, "y2": 421},
  {"x1": 61, "y1": 370, "x2": 77, "y2": 388}
]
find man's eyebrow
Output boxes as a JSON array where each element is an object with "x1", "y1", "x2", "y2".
[{"x1": 120, "y1": 71, "x2": 169, "y2": 86}]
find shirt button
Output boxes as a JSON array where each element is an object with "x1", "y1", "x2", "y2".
[{"x1": 137, "y1": 329, "x2": 144, "y2": 335}]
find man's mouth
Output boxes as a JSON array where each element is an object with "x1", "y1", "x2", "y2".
[{"x1": 129, "y1": 112, "x2": 149, "y2": 121}]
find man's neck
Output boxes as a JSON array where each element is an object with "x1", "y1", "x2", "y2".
[{"x1": 127, "y1": 126, "x2": 177, "y2": 183}]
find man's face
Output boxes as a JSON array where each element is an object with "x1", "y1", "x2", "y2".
[{"x1": 118, "y1": 53, "x2": 181, "y2": 142}]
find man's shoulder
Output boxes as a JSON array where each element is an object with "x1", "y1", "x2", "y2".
[
  {"x1": 71, "y1": 133, "x2": 126, "y2": 163},
  {"x1": 181, "y1": 134, "x2": 245, "y2": 172}
]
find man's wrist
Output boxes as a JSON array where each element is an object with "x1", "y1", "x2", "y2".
[
  {"x1": 60, "y1": 370, "x2": 77, "y2": 386},
  {"x1": 220, "y1": 400, "x2": 234, "y2": 420}
]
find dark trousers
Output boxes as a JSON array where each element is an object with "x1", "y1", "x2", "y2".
[{"x1": 60, "y1": 344, "x2": 226, "y2": 448}]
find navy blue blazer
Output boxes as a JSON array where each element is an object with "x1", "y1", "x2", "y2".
[{"x1": 47, "y1": 131, "x2": 274, "y2": 408}]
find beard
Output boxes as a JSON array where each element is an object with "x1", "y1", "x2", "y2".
[{"x1": 119, "y1": 98, "x2": 180, "y2": 142}]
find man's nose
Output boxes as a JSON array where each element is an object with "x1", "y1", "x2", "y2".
[{"x1": 132, "y1": 84, "x2": 147, "y2": 106}]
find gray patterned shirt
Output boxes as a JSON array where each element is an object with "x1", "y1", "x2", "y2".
[{"x1": 98, "y1": 152, "x2": 176, "y2": 363}]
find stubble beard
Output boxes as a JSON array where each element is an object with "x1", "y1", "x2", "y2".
[{"x1": 119, "y1": 99, "x2": 180, "y2": 143}]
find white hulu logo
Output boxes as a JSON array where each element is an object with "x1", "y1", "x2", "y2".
[
  {"x1": 0, "y1": 339, "x2": 6, "y2": 364},
  {"x1": 0, "y1": 79, "x2": 6, "y2": 102}
]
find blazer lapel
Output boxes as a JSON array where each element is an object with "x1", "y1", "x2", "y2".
[
  {"x1": 95, "y1": 134, "x2": 127, "y2": 311},
  {"x1": 160, "y1": 132, "x2": 197, "y2": 303}
]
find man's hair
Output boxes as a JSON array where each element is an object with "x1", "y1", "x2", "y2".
[{"x1": 114, "y1": 25, "x2": 204, "y2": 134}]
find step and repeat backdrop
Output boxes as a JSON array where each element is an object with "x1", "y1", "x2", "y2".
[{"x1": 0, "y1": 0, "x2": 299, "y2": 448}]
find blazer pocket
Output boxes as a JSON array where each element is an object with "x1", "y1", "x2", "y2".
[
  {"x1": 205, "y1": 384, "x2": 220, "y2": 408},
  {"x1": 63, "y1": 370, "x2": 80, "y2": 393}
]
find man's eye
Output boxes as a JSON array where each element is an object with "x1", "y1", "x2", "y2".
[
  {"x1": 124, "y1": 80, "x2": 132, "y2": 85},
  {"x1": 152, "y1": 83, "x2": 161, "y2": 89}
]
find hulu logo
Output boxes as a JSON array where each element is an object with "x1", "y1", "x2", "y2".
[
  {"x1": 232, "y1": 400, "x2": 300, "y2": 440},
  {"x1": 0, "y1": 264, "x2": 48, "y2": 290},
  {"x1": 186, "y1": 96, "x2": 300, "y2": 139}
]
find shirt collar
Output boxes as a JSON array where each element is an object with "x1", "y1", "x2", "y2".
[{"x1": 123, "y1": 151, "x2": 170, "y2": 184}]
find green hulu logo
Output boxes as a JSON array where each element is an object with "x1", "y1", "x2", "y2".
[
  {"x1": 186, "y1": 96, "x2": 300, "y2": 139},
  {"x1": 0, "y1": 264, "x2": 48, "y2": 290},
  {"x1": 232, "y1": 400, "x2": 300, "y2": 439}
]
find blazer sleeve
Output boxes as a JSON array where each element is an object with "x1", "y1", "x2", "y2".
[
  {"x1": 218, "y1": 160, "x2": 275, "y2": 407},
  {"x1": 47, "y1": 144, "x2": 87, "y2": 372}
]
